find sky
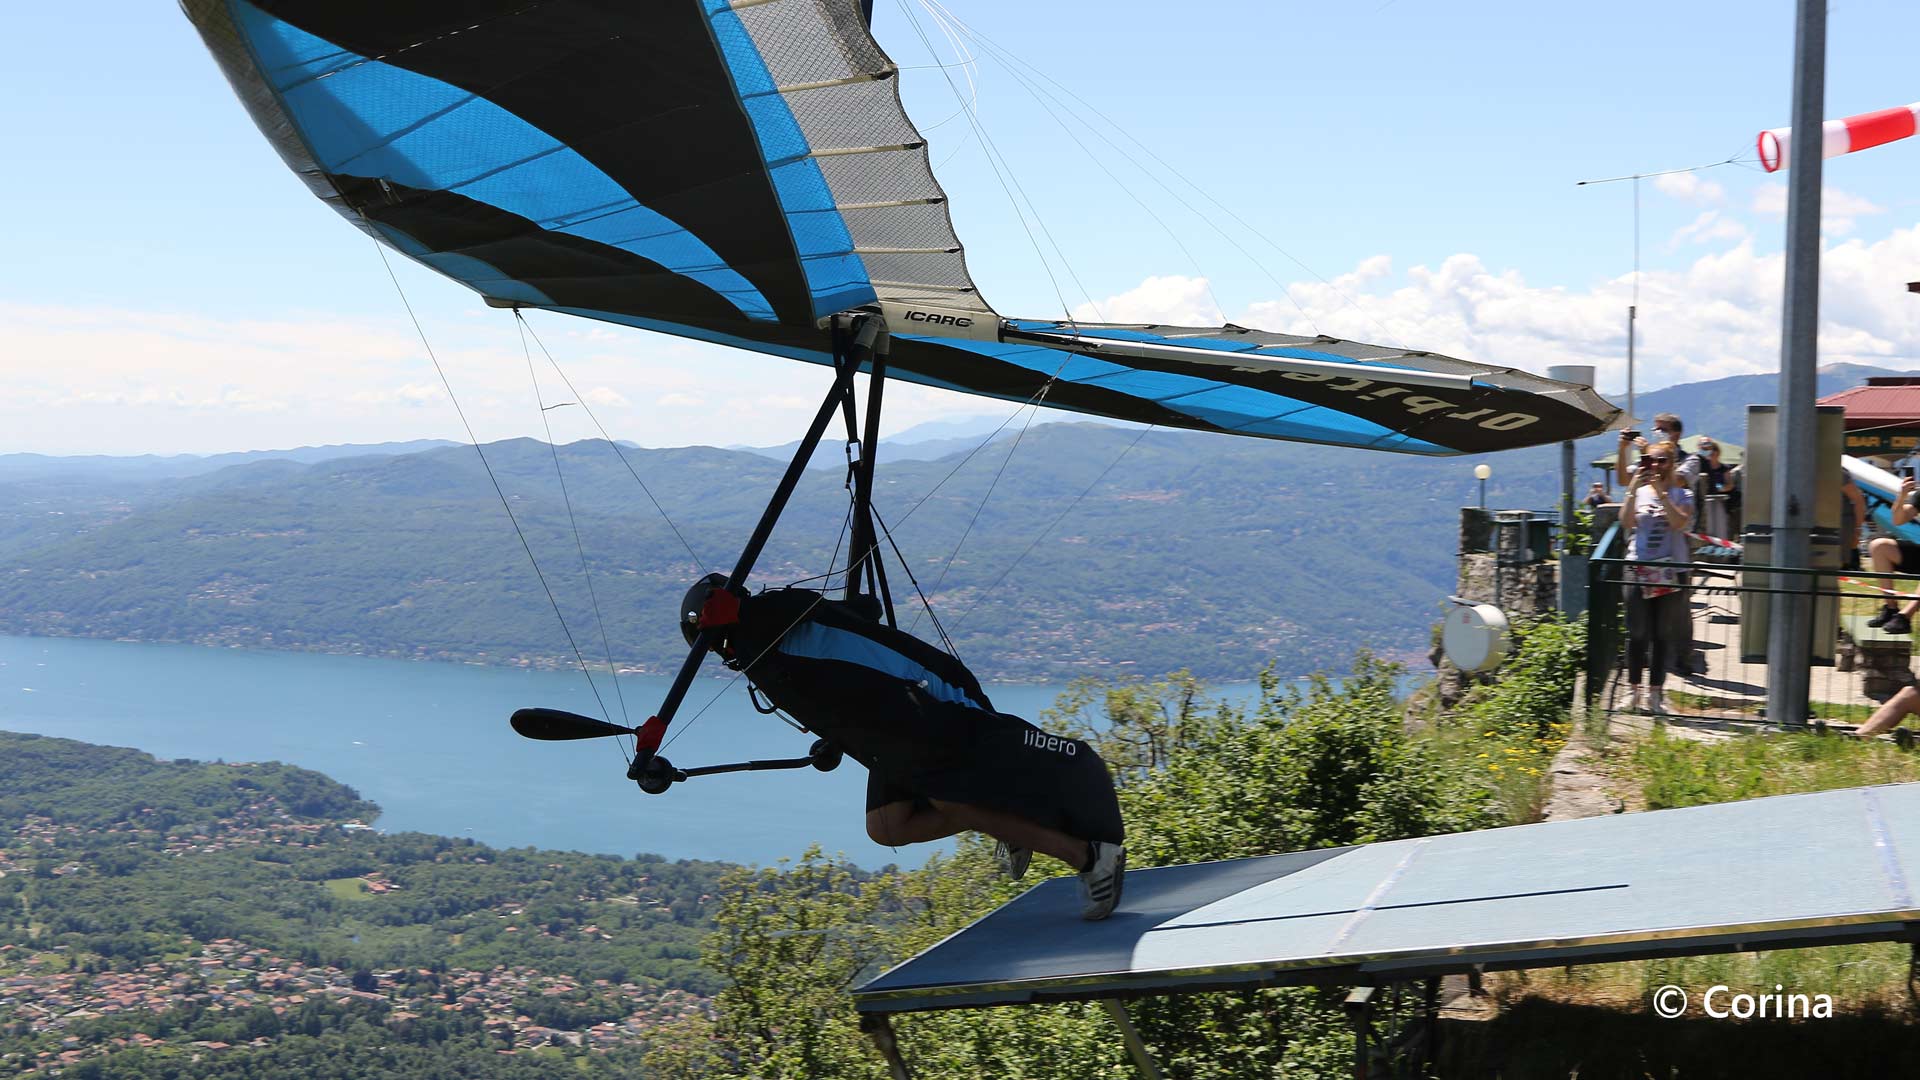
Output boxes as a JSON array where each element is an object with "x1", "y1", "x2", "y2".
[{"x1": 5, "y1": 1, "x2": 1919, "y2": 456}]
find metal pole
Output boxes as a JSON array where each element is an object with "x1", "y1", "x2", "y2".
[
  {"x1": 858, "y1": 1014, "x2": 914, "y2": 1080},
  {"x1": 1626, "y1": 304, "x2": 1636, "y2": 422},
  {"x1": 1550, "y1": 366, "x2": 1595, "y2": 617},
  {"x1": 1100, "y1": 1000, "x2": 1166, "y2": 1080},
  {"x1": 1628, "y1": 175, "x2": 1639, "y2": 422},
  {"x1": 1766, "y1": 0, "x2": 1826, "y2": 728}
]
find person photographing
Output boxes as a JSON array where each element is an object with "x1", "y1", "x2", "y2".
[{"x1": 1621, "y1": 441, "x2": 1694, "y2": 713}]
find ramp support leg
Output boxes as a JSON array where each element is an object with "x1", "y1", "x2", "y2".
[
  {"x1": 859, "y1": 1013, "x2": 914, "y2": 1080},
  {"x1": 1100, "y1": 998, "x2": 1165, "y2": 1080},
  {"x1": 1344, "y1": 985, "x2": 1377, "y2": 1079}
]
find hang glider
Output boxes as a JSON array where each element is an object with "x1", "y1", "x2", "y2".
[{"x1": 182, "y1": 0, "x2": 1617, "y2": 455}]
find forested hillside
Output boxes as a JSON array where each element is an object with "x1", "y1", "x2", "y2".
[
  {"x1": 0, "y1": 732, "x2": 739, "y2": 1076},
  {"x1": 0, "y1": 424, "x2": 1566, "y2": 681},
  {"x1": 5, "y1": 362, "x2": 1894, "y2": 682}
]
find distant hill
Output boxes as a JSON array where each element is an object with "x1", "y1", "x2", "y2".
[
  {"x1": 0, "y1": 425, "x2": 1570, "y2": 681},
  {"x1": 3, "y1": 365, "x2": 1898, "y2": 681},
  {"x1": 1611, "y1": 363, "x2": 1918, "y2": 447},
  {"x1": 0, "y1": 440, "x2": 459, "y2": 485},
  {"x1": 729, "y1": 412, "x2": 1044, "y2": 466}
]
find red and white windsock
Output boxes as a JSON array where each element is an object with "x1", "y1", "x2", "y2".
[{"x1": 1758, "y1": 101, "x2": 1920, "y2": 172}]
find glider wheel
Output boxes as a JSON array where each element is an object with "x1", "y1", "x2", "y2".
[
  {"x1": 809, "y1": 739, "x2": 843, "y2": 773},
  {"x1": 635, "y1": 755, "x2": 678, "y2": 795}
]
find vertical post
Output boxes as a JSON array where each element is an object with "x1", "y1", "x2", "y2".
[
  {"x1": 1626, "y1": 305, "x2": 1636, "y2": 423},
  {"x1": 1550, "y1": 366, "x2": 1596, "y2": 616},
  {"x1": 1100, "y1": 999, "x2": 1166, "y2": 1080},
  {"x1": 1343, "y1": 986, "x2": 1376, "y2": 1080},
  {"x1": 858, "y1": 1013, "x2": 914, "y2": 1080},
  {"x1": 1766, "y1": 0, "x2": 1826, "y2": 729}
]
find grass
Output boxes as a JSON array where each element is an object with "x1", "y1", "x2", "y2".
[
  {"x1": 323, "y1": 877, "x2": 371, "y2": 902},
  {"x1": 1441, "y1": 995, "x2": 1920, "y2": 1077},
  {"x1": 1630, "y1": 726, "x2": 1920, "y2": 810}
]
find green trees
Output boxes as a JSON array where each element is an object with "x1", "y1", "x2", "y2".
[{"x1": 639, "y1": 652, "x2": 1546, "y2": 1079}]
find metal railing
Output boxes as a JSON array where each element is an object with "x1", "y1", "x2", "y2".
[{"x1": 1587, "y1": 538, "x2": 1913, "y2": 730}]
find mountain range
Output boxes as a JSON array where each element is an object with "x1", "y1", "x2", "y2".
[{"x1": 0, "y1": 365, "x2": 1908, "y2": 682}]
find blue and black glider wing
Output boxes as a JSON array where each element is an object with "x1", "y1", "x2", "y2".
[{"x1": 182, "y1": 0, "x2": 1619, "y2": 455}]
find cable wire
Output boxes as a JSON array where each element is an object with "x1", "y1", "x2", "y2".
[
  {"x1": 518, "y1": 316, "x2": 631, "y2": 729},
  {"x1": 371, "y1": 243, "x2": 618, "y2": 748}
]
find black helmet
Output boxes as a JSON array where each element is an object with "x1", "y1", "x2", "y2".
[{"x1": 680, "y1": 573, "x2": 732, "y2": 647}]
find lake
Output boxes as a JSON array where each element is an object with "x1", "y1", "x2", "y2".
[{"x1": 0, "y1": 635, "x2": 1259, "y2": 867}]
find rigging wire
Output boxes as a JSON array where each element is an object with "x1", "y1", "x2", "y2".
[
  {"x1": 516, "y1": 312, "x2": 708, "y2": 577},
  {"x1": 907, "y1": 384, "x2": 1049, "y2": 634},
  {"x1": 918, "y1": 0, "x2": 1378, "y2": 342},
  {"x1": 517, "y1": 316, "x2": 632, "y2": 728},
  {"x1": 871, "y1": 504, "x2": 960, "y2": 659},
  {"x1": 916, "y1": 0, "x2": 1230, "y2": 322},
  {"x1": 951, "y1": 423, "x2": 1157, "y2": 633},
  {"x1": 895, "y1": 0, "x2": 1101, "y2": 326},
  {"x1": 371, "y1": 242, "x2": 620, "y2": 756}
]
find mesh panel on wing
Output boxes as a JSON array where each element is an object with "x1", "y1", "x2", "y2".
[
  {"x1": 738, "y1": 0, "x2": 875, "y2": 82},
  {"x1": 812, "y1": 146, "x2": 938, "y2": 203},
  {"x1": 856, "y1": 251, "x2": 976, "y2": 290},
  {"x1": 782, "y1": 82, "x2": 921, "y2": 149},
  {"x1": 732, "y1": 0, "x2": 992, "y2": 316},
  {"x1": 840, "y1": 202, "x2": 958, "y2": 251}
]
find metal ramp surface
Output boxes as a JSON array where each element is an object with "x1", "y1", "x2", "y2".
[{"x1": 854, "y1": 783, "x2": 1920, "y2": 1014}]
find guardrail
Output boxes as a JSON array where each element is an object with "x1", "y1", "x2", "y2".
[{"x1": 1587, "y1": 543, "x2": 1912, "y2": 729}]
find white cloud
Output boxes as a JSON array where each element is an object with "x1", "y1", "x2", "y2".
[
  {"x1": 1071, "y1": 274, "x2": 1224, "y2": 325},
  {"x1": 1226, "y1": 221, "x2": 1920, "y2": 398},
  {"x1": 1670, "y1": 210, "x2": 1750, "y2": 248},
  {"x1": 655, "y1": 393, "x2": 704, "y2": 408},
  {"x1": 1750, "y1": 182, "x2": 1887, "y2": 236},
  {"x1": 1654, "y1": 172, "x2": 1727, "y2": 205},
  {"x1": 348, "y1": 383, "x2": 442, "y2": 407},
  {"x1": 582, "y1": 386, "x2": 631, "y2": 408}
]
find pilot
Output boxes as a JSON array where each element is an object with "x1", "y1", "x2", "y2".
[{"x1": 676, "y1": 573, "x2": 1126, "y2": 920}]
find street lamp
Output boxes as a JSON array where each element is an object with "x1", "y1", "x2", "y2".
[{"x1": 1474, "y1": 463, "x2": 1492, "y2": 509}]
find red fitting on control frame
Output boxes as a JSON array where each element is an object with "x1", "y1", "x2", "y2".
[{"x1": 634, "y1": 715, "x2": 669, "y2": 755}]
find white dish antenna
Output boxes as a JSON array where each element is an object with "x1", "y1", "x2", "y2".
[{"x1": 1443, "y1": 601, "x2": 1512, "y2": 673}]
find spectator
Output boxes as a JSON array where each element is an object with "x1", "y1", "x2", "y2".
[
  {"x1": 1866, "y1": 474, "x2": 1920, "y2": 634},
  {"x1": 1695, "y1": 438, "x2": 1734, "y2": 541},
  {"x1": 1583, "y1": 481, "x2": 1609, "y2": 510},
  {"x1": 1618, "y1": 413, "x2": 1702, "y2": 491},
  {"x1": 1840, "y1": 471, "x2": 1868, "y2": 572},
  {"x1": 1854, "y1": 682, "x2": 1920, "y2": 738},
  {"x1": 1621, "y1": 440, "x2": 1695, "y2": 714},
  {"x1": 1724, "y1": 461, "x2": 1744, "y2": 535}
]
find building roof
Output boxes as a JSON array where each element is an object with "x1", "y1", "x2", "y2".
[{"x1": 1818, "y1": 378, "x2": 1920, "y2": 427}]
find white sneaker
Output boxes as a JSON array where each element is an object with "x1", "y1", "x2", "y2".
[
  {"x1": 1631, "y1": 686, "x2": 1649, "y2": 714},
  {"x1": 1078, "y1": 842, "x2": 1125, "y2": 921},
  {"x1": 993, "y1": 839, "x2": 1030, "y2": 881},
  {"x1": 1649, "y1": 688, "x2": 1669, "y2": 715}
]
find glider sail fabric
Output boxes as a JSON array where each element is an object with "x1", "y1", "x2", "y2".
[{"x1": 183, "y1": 0, "x2": 1617, "y2": 454}]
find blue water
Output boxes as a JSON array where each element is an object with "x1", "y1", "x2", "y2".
[{"x1": 0, "y1": 635, "x2": 1258, "y2": 867}]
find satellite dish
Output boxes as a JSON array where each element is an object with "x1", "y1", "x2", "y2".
[{"x1": 1443, "y1": 602, "x2": 1512, "y2": 673}]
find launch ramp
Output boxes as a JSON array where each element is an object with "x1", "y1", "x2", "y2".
[{"x1": 852, "y1": 784, "x2": 1920, "y2": 1075}]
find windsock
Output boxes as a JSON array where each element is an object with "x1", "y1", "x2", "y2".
[{"x1": 1758, "y1": 102, "x2": 1920, "y2": 172}]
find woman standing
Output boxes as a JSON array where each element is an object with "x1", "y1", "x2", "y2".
[{"x1": 1622, "y1": 441, "x2": 1695, "y2": 714}]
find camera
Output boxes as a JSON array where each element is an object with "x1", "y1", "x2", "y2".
[{"x1": 1620, "y1": 429, "x2": 1641, "y2": 441}]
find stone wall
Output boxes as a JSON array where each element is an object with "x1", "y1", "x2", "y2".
[{"x1": 1429, "y1": 508, "x2": 1568, "y2": 707}]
